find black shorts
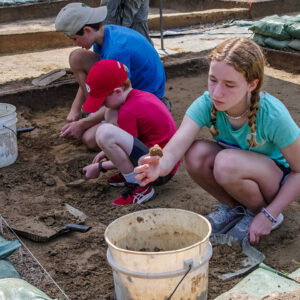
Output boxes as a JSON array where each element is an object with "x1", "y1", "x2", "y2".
[
  {"x1": 129, "y1": 137, "x2": 173, "y2": 186},
  {"x1": 275, "y1": 162, "x2": 291, "y2": 186}
]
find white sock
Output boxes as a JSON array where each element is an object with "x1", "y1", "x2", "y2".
[{"x1": 122, "y1": 171, "x2": 142, "y2": 186}]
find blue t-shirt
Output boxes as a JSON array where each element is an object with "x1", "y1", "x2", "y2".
[
  {"x1": 186, "y1": 91, "x2": 300, "y2": 168},
  {"x1": 93, "y1": 25, "x2": 165, "y2": 98}
]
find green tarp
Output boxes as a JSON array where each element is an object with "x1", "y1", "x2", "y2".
[
  {"x1": 0, "y1": 235, "x2": 21, "y2": 282},
  {"x1": 0, "y1": 236, "x2": 20, "y2": 260},
  {"x1": 287, "y1": 23, "x2": 300, "y2": 39},
  {"x1": 0, "y1": 261, "x2": 20, "y2": 279},
  {"x1": 249, "y1": 15, "x2": 292, "y2": 40},
  {"x1": 0, "y1": 236, "x2": 54, "y2": 299},
  {"x1": 288, "y1": 39, "x2": 300, "y2": 51},
  {"x1": 252, "y1": 33, "x2": 266, "y2": 47},
  {"x1": 264, "y1": 37, "x2": 290, "y2": 50},
  {"x1": 215, "y1": 263, "x2": 300, "y2": 300},
  {"x1": 0, "y1": 278, "x2": 54, "y2": 300},
  {"x1": 250, "y1": 14, "x2": 300, "y2": 51}
]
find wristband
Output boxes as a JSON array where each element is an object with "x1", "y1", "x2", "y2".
[
  {"x1": 98, "y1": 161, "x2": 107, "y2": 173},
  {"x1": 261, "y1": 207, "x2": 277, "y2": 224}
]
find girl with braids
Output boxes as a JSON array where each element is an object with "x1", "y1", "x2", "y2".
[{"x1": 134, "y1": 37, "x2": 300, "y2": 244}]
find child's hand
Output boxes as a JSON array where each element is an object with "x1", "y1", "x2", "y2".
[
  {"x1": 248, "y1": 212, "x2": 273, "y2": 244},
  {"x1": 60, "y1": 121, "x2": 84, "y2": 139},
  {"x1": 134, "y1": 155, "x2": 161, "y2": 186},
  {"x1": 92, "y1": 151, "x2": 106, "y2": 164},
  {"x1": 83, "y1": 163, "x2": 100, "y2": 179}
]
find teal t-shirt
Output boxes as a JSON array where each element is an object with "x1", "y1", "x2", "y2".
[{"x1": 186, "y1": 91, "x2": 300, "y2": 168}]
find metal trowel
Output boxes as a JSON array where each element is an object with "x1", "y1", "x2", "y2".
[{"x1": 11, "y1": 224, "x2": 91, "y2": 243}]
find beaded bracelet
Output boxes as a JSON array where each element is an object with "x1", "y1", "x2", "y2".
[
  {"x1": 261, "y1": 207, "x2": 277, "y2": 224},
  {"x1": 98, "y1": 161, "x2": 107, "y2": 173}
]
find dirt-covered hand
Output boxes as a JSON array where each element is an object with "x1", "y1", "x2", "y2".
[
  {"x1": 60, "y1": 121, "x2": 84, "y2": 139},
  {"x1": 92, "y1": 151, "x2": 106, "y2": 164},
  {"x1": 83, "y1": 163, "x2": 100, "y2": 179},
  {"x1": 248, "y1": 212, "x2": 272, "y2": 244}
]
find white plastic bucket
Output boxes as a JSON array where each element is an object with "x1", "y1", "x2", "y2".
[
  {"x1": 105, "y1": 208, "x2": 212, "y2": 300},
  {"x1": 0, "y1": 103, "x2": 18, "y2": 168}
]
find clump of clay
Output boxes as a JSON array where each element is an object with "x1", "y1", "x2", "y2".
[{"x1": 149, "y1": 145, "x2": 163, "y2": 157}]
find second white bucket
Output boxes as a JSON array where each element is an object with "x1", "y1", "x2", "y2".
[
  {"x1": 0, "y1": 103, "x2": 18, "y2": 168},
  {"x1": 105, "y1": 208, "x2": 212, "y2": 300}
]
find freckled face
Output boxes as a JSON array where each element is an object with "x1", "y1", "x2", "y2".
[{"x1": 208, "y1": 61, "x2": 249, "y2": 111}]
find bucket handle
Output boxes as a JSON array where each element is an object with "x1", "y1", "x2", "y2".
[
  {"x1": 2, "y1": 125, "x2": 17, "y2": 136},
  {"x1": 107, "y1": 242, "x2": 212, "y2": 279},
  {"x1": 167, "y1": 261, "x2": 192, "y2": 300}
]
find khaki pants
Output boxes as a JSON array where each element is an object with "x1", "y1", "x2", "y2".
[{"x1": 101, "y1": 0, "x2": 153, "y2": 45}]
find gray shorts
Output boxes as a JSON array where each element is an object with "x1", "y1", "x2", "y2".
[{"x1": 129, "y1": 137, "x2": 173, "y2": 186}]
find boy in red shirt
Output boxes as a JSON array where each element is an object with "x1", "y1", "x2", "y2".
[{"x1": 83, "y1": 59, "x2": 179, "y2": 206}]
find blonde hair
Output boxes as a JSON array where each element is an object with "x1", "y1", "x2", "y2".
[
  {"x1": 208, "y1": 38, "x2": 265, "y2": 147},
  {"x1": 107, "y1": 78, "x2": 131, "y2": 96}
]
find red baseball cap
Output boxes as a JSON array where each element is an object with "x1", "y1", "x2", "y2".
[{"x1": 82, "y1": 59, "x2": 129, "y2": 113}]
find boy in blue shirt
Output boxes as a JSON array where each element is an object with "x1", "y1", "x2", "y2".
[{"x1": 55, "y1": 2, "x2": 170, "y2": 150}]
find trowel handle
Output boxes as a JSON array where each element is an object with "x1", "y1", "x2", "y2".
[
  {"x1": 17, "y1": 126, "x2": 36, "y2": 133},
  {"x1": 65, "y1": 224, "x2": 91, "y2": 232}
]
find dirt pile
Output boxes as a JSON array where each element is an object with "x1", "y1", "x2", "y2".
[{"x1": 0, "y1": 70, "x2": 299, "y2": 299}]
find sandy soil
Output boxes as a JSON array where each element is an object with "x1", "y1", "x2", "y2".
[{"x1": 0, "y1": 67, "x2": 300, "y2": 300}]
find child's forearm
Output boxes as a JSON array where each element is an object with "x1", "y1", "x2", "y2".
[
  {"x1": 158, "y1": 116, "x2": 200, "y2": 176},
  {"x1": 79, "y1": 107, "x2": 106, "y2": 130},
  {"x1": 158, "y1": 151, "x2": 178, "y2": 177},
  {"x1": 72, "y1": 87, "x2": 86, "y2": 110}
]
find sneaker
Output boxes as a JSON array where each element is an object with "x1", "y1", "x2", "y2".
[
  {"x1": 226, "y1": 209, "x2": 255, "y2": 241},
  {"x1": 108, "y1": 173, "x2": 126, "y2": 187},
  {"x1": 205, "y1": 204, "x2": 245, "y2": 234},
  {"x1": 112, "y1": 183, "x2": 155, "y2": 206},
  {"x1": 272, "y1": 213, "x2": 284, "y2": 230},
  {"x1": 227, "y1": 211, "x2": 284, "y2": 241},
  {"x1": 160, "y1": 96, "x2": 172, "y2": 112}
]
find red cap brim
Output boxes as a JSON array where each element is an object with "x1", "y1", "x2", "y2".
[{"x1": 82, "y1": 94, "x2": 106, "y2": 113}]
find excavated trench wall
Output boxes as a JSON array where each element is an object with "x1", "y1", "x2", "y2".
[
  {"x1": 2, "y1": 0, "x2": 300, "y2": 23},
  {"x1": 0, "y1": 54, "x2": 210, "y2": 109},
  {"x1": 150, "y1": 0, "x2": 300, "y2": 17}
]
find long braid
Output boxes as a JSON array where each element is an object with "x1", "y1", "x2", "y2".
[
  {"x1": 210, "y1": 105, "x2": 219, "y2": 136},
  {"x1": 247, "y1": 91, "x2": 260, "y2": 147}
]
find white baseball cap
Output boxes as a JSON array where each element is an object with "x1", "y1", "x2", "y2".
[{"x1": 55, "y1": 2, "x2": 107, "y2": 36}]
